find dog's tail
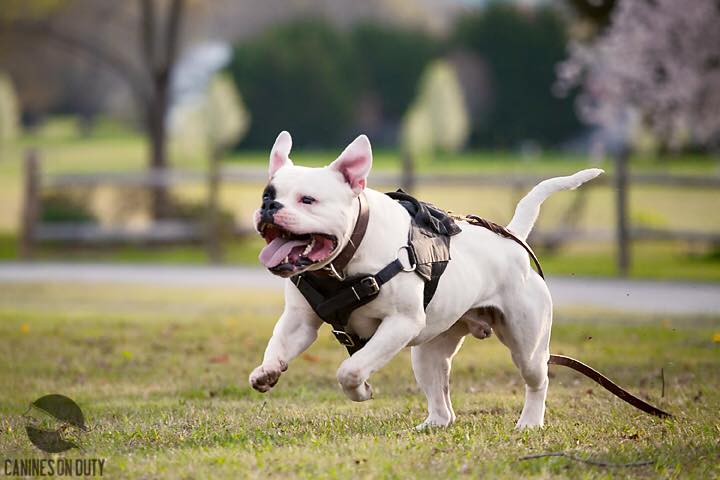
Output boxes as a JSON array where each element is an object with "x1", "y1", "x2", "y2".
[{"x1": 506, "y1": 168, "x2": 604, "y2": 241}]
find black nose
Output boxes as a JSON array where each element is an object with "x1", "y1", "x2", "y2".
[{"x1": 260, "y1": 199, "x2": 283, "y2": 223}]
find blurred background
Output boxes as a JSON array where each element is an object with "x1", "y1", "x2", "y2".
[{"x1": 0, "y1": 0, "x2": 718, "y2": 280}]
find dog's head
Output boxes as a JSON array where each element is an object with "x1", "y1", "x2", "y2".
[{"x1": 254, "y1": 131, "x2": 372, "y2": 277}]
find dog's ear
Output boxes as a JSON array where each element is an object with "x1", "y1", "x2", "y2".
[
  {"x1": 330, "y1": 135, "x2": 372, "y2": 194},
  {"x1": 269, "y1": 131, "x2": 293, "y2": 178}
]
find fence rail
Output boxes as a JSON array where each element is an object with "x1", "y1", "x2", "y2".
[
  {"x1": 43, "y1": 166, "x2": 720, "y2": 189},
  {"x1": 20, "y1": 150, "x2": 720, "y2": 273},
  {"x1": 35, "y1": 221, "x2": 205, "y2": 244}
]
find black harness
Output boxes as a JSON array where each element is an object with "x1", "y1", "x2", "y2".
[{"x1": 291, "y1": 191, "x2": 461, "y2": 355}]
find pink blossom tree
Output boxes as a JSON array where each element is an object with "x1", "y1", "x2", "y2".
[{"x1": 557, "y1": 0, "x2": 720, "y2": 149}]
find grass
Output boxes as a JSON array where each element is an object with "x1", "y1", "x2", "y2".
[
  {"x1": 0, "y1": 282, "x2": 718, "y2": 478},
  {"x1": 1, "y1": 118, "x2": 719, "y2": 281}
]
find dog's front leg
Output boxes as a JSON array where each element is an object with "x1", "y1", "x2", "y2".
[
  {"x1": 250, "y1": 287, "x2": 322, "y2": 393},
  {"x1": 337, "y1": 313, "x2": 424, "y2": 402}
]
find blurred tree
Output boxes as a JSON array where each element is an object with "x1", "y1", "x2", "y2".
[
  {"x1": 227, "y1": 19, "x2": 440, "y2": 148},
  {"x1": 228, "y1": 19, "x2": 359, "y2": 149},
  {"x1": 1, "y1": 0, "x2": 189, "y2": 219},
  {"x1": 401, "y1": 60, "x2": 469, "y2": 157},
  {"x1": 453, "y1": 2, "x2": 581, "y2": 148},
  {"x1": 203, "y1": 72, "x2": 249, "y2": 261},
  {"x1": 557, "y1": 0, "x2": 720, "y2": 150},
  {"x1": 0, "y1": 72, "x2": 20, "y2": 160},
  {"x1": 205, "y1": 74, "x2": 250, "y2": 154},
  {"x1": 350, "y1": 23, "x2": 439, "y2": 131},
  {"x1": 172, "y1": 73, "x2": 250, "y2": 156},
  {"x1": 172, "y1": 74, "x2": 250, "y2": 263}
]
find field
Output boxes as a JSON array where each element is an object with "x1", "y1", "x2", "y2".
[
  {"x1": 1, "y1": 282, "x2": 718, "y2": 478},
  {"x1": 1, "y1": 119, "x2": 720, "y2": 280}
]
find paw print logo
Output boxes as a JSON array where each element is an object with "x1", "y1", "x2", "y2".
[{"x1": 23, "y1": 394, "x2": 88, "y2": 453}]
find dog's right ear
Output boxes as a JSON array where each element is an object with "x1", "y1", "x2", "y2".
[{"x1": 269, "y1": 131, "x2": 293, "y2": 178}]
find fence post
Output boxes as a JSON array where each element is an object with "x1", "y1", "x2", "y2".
[
  {"x1": 614, "y1": 146, "x2": 630, "y2": 276},
  {"x1": 205, "y1": 147, "x2": 223, "y2": 263},
  {"x1": 400, "y1": 150, "x2": 415, "y2": 193},
  {"x1": 20, "y1": 149, "x2": 40, "y2": 259}
]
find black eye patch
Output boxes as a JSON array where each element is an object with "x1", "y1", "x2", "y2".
[{"x1": 262, "y1": 184, "x2": 276, "y2": 201}]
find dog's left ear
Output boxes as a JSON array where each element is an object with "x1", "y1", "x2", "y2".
[{"x1": 330, "y1": 135, "x2": 372, "y2": 194}]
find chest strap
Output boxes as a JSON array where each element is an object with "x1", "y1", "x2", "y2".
[{"x1": 292, "y1": 247, "x2": 416, "y2": 355}]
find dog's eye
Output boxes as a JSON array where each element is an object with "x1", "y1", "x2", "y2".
[{"x1": 300, "y1": 195, "x2": 316, "y2": 205}]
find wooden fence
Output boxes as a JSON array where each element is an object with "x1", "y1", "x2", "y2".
[{"x1": 19, "y1": 150, "x2": 720, "y2": 275}]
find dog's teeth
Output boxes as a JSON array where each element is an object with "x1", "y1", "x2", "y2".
[
  {"x1": 284, "y1": 255, "x2": 289, "y2": 264},
  {"x1": 303, "y1": 238, "x2": 315, "y2": 256}
]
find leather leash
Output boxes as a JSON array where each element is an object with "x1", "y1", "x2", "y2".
[{"x1": 548, "y1": 355, "x2": 671, "y2": 418}]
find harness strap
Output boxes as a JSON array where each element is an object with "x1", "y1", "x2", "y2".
[
  {"x1": 291, "y1": 275, "x2": 326, "y2": 312},
  {"x1": 291, "y1": 275, "x2": 362, "y2": 353},
  {"x1": 291, "y1": 257, "x2": 410, "y2": 355}
]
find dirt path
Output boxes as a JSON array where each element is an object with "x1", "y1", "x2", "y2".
[{"x1": 0, "y1": 262, "x2": 718, "y2": 315}]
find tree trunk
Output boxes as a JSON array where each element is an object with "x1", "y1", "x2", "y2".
[
  {"x1": 147, "y1": 73, "x2": 170, "y2": 219},
  {"x1": 140, "y1": 0, "x2": 185, "y2": 220}
]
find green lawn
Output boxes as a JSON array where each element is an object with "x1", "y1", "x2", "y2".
[
  {"x1": 1, "y1": 119, "x2": 719, "y2": 281},
  {"x1": 1, "y1": 283, "x2": 718, "y2": 478}
]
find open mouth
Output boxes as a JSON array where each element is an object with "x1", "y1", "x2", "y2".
[{"x1": 258, "y1": 223, "x2": 338, "y2": 276}]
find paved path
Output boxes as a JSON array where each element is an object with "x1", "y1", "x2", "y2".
[{"x1": 0, "y1": 262, "x2": 718, "y2": 315}]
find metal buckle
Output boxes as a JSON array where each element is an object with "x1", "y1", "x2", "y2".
[
  {"x1": 332, "y1": 330, "x2": 355, "y2": 347},
  {"x1": 324, "y1": 262, "x2": 345, "y2": 280},
  {"x1": 360, "y1": 276, "x2": 380, "y2": 295},
  {"x1": 397, "y1": 245, "x2": 417, "y2": 272}
]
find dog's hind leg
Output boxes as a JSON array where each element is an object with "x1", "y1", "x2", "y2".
[
  {"x1": 411, "y1": 321, "x2": 468, "y2": 430},
  {"x1": 493, "y1": 277, "x2": 552, "y2": 429}
]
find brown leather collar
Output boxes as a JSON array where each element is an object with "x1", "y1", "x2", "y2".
[{"x1": 318, "y1": 192, "x2": 369, "y2": 280}]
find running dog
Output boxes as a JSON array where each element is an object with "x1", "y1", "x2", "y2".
[{"x1": 250, "y1": 131, "x2": 603, "y2": 429}]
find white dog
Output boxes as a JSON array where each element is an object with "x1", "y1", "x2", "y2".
[{"x1": 250, "y1": 131, "x2": 602, "y2": 429}]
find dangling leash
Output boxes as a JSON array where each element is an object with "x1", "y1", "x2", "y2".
[
  {"x1": 547, "y1": 355, "x2": 671, "y2": 418},
  {"x1": 293, "y1": 193, "x2": 672, "y2": 419}
]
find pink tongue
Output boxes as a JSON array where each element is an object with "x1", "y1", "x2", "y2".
[{"x1": 259, "y1": 238, "x2": 307, "y2": 268}]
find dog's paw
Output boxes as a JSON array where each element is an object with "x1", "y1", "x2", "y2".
[
  {"x1": 415, "y1": 415, "x2": 454, "y2": 431},
  {"x1": 336, "y1": 363, "x2": 372, "y2": 401},
  {"x1": 249, "y1": 361, "x2": 287, "y2": 393},
  {"x1": 515, "y1": 419, "x2": 544, "y2": 430},
  {"x1": 342, "y1": 381, "x2": 373, "y2": 402}
]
